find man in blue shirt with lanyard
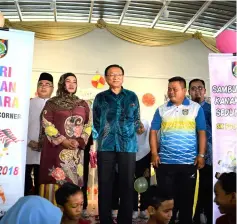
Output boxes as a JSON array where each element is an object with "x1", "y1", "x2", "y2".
[
  {"x1": 189, "y1": 78, "x2": 213, "y2": 224},
  {"x1": 93, "y1": 64, "x2": 141, "y2": 224},
  {"x1": 150, "y1": 76, "x2": 207, "y2": 224}
]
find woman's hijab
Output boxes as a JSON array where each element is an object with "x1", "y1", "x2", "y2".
[
  {"x1": 47, "y1": 72, "x2": 81, "y2": 110},
  {"x1": 0, "y1": 196, "x2": 62, "y2": 224}
]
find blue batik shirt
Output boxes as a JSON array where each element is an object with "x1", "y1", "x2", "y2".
[
  {"x1": 201, "y1": 101, "x2": 212, "y2": 165},
  {"x1": 93, "y1": 88, "x2": 140, "y2": 152}
]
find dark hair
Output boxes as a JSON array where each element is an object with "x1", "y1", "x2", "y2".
[
  {"x1": 218, "y1": 172, "x2": 236, "y2": 194},
  {"x1": 189, "y1": 79, "x2": 205, "y2": 89},
  {"x1": 55, "y1": 182, "x2": 82, "y2": 206},
  {"x1": 104, "y1": 64, "x2": 124, "y2": 76},
  {"x1": 145, "y1": 186, "x2": 173, "y2": 209},
  {"x1": 168, "y1": 76, "x2": 186, "y2": 88}
]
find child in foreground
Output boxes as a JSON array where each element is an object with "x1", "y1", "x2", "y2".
[
  {"x1": 0, "y1": 195, "x2": 62, "y2": 224},
  {"x1": 214, "y1": 172, "x2": 236, "y2": 224},
  {"x1": 146, "y1": 186, "x2": 174, "y2": 224},
  {"x1": 55, "y1": 182, "x2": 90, "y2": 224}
]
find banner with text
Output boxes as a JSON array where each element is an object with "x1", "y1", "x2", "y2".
[
  {"x1": 209, "y1": 53, "x2": 237, "y2": 221},
  {"x1": 0, "y1": 29, "x2": 34, "y2": 216}
]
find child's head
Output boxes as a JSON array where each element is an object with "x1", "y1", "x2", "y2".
[
  {"x1": 214, "y1": 172, "x2": 236, "y2": 215},
  {"x1": 0, "y1": 196, "x2": 62, "y2": 224},
  {"x1": 55, "y1": 182, "x2": 83, "y2": 221},
  {"x1": 146, "y1": 186, "x2": 174, "y2": 224}
]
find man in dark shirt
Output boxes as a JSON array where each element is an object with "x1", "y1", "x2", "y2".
[
  {"x1": 189, "y1": 79, "x2": 212, "y2": 224},
  {"x1": 93, "y1": 64, "x2": 141, "y2": 224}
]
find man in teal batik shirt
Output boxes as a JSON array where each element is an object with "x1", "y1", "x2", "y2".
[{"x1": 93, "y1": 64, "x2": 141, "y2": 224}]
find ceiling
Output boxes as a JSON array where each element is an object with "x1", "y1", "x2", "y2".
[{"x1": 0, "y1": 0, "x2": 236, "y2": 37}]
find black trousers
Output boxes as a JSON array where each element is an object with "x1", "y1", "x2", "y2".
[
  {"x1": 82, "y1": 134, "x2": 93, "y2": 210},
  {"x1": 156, "y1": 164, "x2": 197, "y2": 224},
  {"x1": 112, "y1": 153, "x2": 150, "y2": 211},
  {"x1": 112, "y1": 153, "x2": 151, "y2": 211},
  {"x1": 193, "y1": 165, "x2": 213, "y2": 224},
  {"x1": 24, "y1": 164, "x2": 39, "y2": 195},
  {"x1": 98, "y1": 151, "x2": 136, "y2": 224},
  {"x1": 112, "y1": 170, "x2": 119, "y2": 210},
  {"x1": 82, "y1": 146, "x2": 90, "y2": 210}
]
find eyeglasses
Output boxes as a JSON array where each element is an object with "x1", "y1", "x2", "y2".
[
  {"x1": 106, "y1": 74, "x2": 123, "y2": 78},
  {"x1": 190, "y1": 86, "x2": 204, "y2": 91},
  {"x1": 38, "y1": 83, "x2": 53, "y2": 88}
]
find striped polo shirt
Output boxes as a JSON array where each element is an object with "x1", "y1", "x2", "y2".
[{"x1": 151, "y1": 97, "x2": 206, "y2": 164}]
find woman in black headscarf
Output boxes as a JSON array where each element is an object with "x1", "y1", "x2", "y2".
[{"x1": 38, "y1": 73, "x2": 91, "y2": 204}]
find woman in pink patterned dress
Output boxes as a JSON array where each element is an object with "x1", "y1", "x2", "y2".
[{"x1": 38, "y1": 73, "x2": 91, "y2": 204}]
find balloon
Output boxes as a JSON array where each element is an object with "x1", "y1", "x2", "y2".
[
  {"x1": 134, "y1": 177, "x2": 148, "y2": 193},
  {"x1": 216, "y1": 30, "x2": 237, "y2": 53}
]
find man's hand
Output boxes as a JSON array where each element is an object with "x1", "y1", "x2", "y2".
[
  {"x1": 194, "y1": 156, "x2": 205, "y2": 169},
  {"x1": 137, "y1": 122, "x2": 145, "y2": 135},
  {"x1": 143, "y1": 168, "x2": 150, "y2": 178},
  {"x1": 151, "y1": 153, "x2": 161, "y2": 168},
  {"x1": 28, "y1": 140, "x2": 39, "y2": 149}
]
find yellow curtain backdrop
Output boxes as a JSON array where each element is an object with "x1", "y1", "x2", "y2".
[
  {"x1": 5, "y1": 19, "x2": 219, "y2": 52},
  {"x1": 5, "y1": 19, "x2": 96, "y2": 40}
]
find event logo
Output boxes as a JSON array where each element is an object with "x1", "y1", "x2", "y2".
[
  {"x1": 232, "y1": 61, "x2": 237, "y2": 78},
  {"x1": 0, "y1": 40, "x2": 8, "y2": 58},
  {"x1": 182, "y1": 109, "x2": 189, "y2": 115}
]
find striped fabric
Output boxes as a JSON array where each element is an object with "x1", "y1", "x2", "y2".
[{"x1": 39, "y1": 184, "x2": 60, "y2": 206}]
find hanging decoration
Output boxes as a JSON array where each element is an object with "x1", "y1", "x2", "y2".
[
  {"x1": 91, "y1": 74, "x2": 105, "y2": 89},
  {"x1": 142, "y1": 93, "x2": 155, "y2": 107}
]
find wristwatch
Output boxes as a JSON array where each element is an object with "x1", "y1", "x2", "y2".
[{"x1": 198, "y1": 153, "x2": 205, "y2": 158}]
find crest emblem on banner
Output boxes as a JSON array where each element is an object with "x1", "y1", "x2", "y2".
[
  {"x1": 182, "y1": 109, "x2": 189, "y2": 115},
  {"x1": 0, "y1": 39, "x2": 8, "y2": 58},
  {"x1": 232, "y1": 61, "x2": 237, "y2": 78}
]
